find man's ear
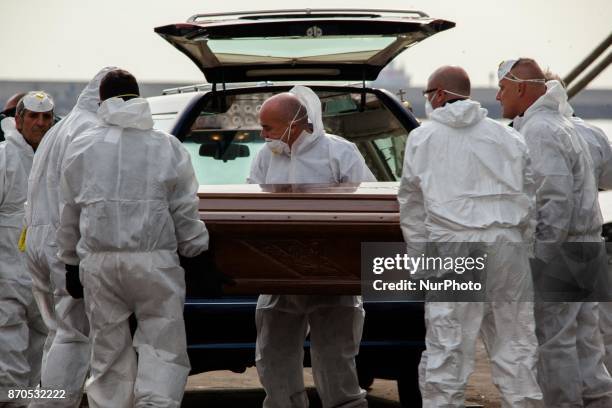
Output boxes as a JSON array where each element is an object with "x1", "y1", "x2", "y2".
[
  {"x1": 517, "y1": 82, "x2": 526, "y2": 97},
  {"x1": 290, "y1": 122, "x2": 302, "y2": 137}
]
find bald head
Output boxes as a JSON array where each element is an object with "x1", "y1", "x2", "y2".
[
  {"x1": 510, "y1": 59, "x2": 546, "y2": 82},
  {"x1": 428, "y1": 66, "x2": 471, "y2": 97},
  {"x1": 261, "y1": 93, "x2": 306, "y2": 124},
  {"x1": 497, "y1": 58, "x2": 547, "y2": 119},
  {"x1": 425, "y1": 66, "x2": 471, "y2": 110}
]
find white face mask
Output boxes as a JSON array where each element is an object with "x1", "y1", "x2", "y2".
[
  {"x1": 424, "y1": 98, "x2": 434, "y2": 117},
  {"x1": 264, "y1": 106, "x2": 306, "y2": 155},
  {"x1": 265, "y1": 137, "x2": 291, "y2": 155},
  {"x1": 424, "y1": 88, "x2": 470, "y2": 118}
]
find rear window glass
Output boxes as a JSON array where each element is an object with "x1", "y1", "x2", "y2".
[
  {"x1": 183, "y1": 89, "x2": 412, "y2": 184},
  {"x1": 207, "y1": 37, "x2": 396, "y2": 64}
]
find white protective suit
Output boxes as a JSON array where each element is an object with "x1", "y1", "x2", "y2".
[
  {"x1": 0, "y1": 117, "x2": 47, "y2": 400},
  {"x1": 571, "y1": 117, "x2": 612, "y2": 189},
  {"x1": 513, "y1": 80, "x2": 612, "y2": 407},
  {"x1": 248, "y1": 86, "x2": 375, "y2": 408},
  {"x1": 56, "y1": 96, "x2": 209, "y2": 408},
  {"x1": 25, "y1": 66, "x2": 116, "y2": 407},
  {"x1": 398, "y1": 98, "x2": 543, "y2": 407},
  {"x1": 559, "y1": 93, "x2": 612, "y2": 190},
  {"x1": 560, "y1": 96, "x2": 612, "y2": 381}
]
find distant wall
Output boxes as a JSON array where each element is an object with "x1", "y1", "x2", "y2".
[
  {"x1": 0, "y1": 81, "x2": 191, "y2": 116},
  {"x1": 1, "y1": 80, "x2": 610, "y2": 119},
  {"x1": 393, "y1": 87, "x2": 612, "y2": 119}
]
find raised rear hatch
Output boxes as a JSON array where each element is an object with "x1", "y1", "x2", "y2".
[{"x1": 155, "y1": 9, "x2": 455, "y2": 83}]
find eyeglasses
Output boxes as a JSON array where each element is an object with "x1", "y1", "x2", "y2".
[{"x1": 422, "y1": 88, "x2": 438, "y2": 96}]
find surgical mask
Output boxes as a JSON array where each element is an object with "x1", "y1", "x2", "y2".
[
  {"x1": 424, "y1": 89, "x2": 468, "y2": 117},
  {"x1": 498, "y1": 59, "x2": 518, "y2": 82},
  {"x1": 267, "y1": 129, "x2": 312, "y2": 156},
  {"x1": 424, "y1": 99, "x2": 434, "y2": 117},
  {"x1": 502, "y1": 74, "x2": 546, "y2": 84},
  {"x1": 264, "y1": 106, "x2": 306, "y2": 155},
  {"x1": 442, "y1": 90, "x2": 470, "y2": 99},
  {"x1": 498, "y1": 60, "x2": 545, "y2": 84},
  {"x1": 265, "y1": 137, "x2": 291, "y2": 155}
]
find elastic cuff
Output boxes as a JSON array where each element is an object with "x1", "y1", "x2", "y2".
[{"x1": 58, "y1": 252, "x2": 80, "y2": 266}]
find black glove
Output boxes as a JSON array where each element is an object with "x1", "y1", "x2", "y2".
[
  {"x1": 180, "y1": 249, "x2": 236, "y2": 298},
  {"x1": 65, "y1": 264, "x2": 84, "y2": 299}
]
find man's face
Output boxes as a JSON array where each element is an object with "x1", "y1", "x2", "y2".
[
  {"x1": 259, "y1": 107, "x2": 292, "y2": 141},
  {"x1": 15, "y1": 109, "x2": 54, "y2": 148},
  {"x1": 496, "y1": 78, "x2": 522, "y2": 119},
  {"x1": 424, "y1": 79, "x2": 443, "y2": 110}
]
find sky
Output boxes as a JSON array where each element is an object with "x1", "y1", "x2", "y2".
[{"x1": 0, "y1": 0, "x2": 610, "y2": 89}]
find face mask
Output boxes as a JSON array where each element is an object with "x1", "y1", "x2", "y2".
[
  {"x1": 264, "y1": 106, "x2": 306, "y2": 155},
  {"x1": 265, "y1": 137, "x2": 291, "y2": 155},
  {"x1": 424, "y1": 89, "x2": 470, "y2": 118},
  {"x1": 265, "y1": 120, "x2": 292, "y2": 155},
  {"x1": 424, "y1": 98, "x2": 434, "y2": 117}
]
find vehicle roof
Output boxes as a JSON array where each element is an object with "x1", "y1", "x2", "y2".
[{"x1": 148, "y1": 92, "x2": 199, "y2": 115}]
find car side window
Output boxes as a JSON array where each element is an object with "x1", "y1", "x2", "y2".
[{"x1": 321, "y1": 92, "x2": 408, "y2": 180}]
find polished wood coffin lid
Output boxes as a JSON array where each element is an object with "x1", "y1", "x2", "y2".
[{"x1": 195, "y1": 182, "x2": 401, "y2": 295}]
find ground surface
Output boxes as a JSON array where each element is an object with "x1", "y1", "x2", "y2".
[
  {"x1": 76, "y1": 339, "x2": 502, "y2": 407},
  {"x1": 180, "y1": 339, "x2": 502, "y2": 407}
]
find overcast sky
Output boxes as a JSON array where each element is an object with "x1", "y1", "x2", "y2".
[{"x1": 1, "y1": 0, "x2": 610, "y2": 89}]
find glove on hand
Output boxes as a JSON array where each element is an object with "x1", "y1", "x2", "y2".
[
  {"x1": 180, "y1": 249, "x2": 236, "y2": 298},
  {"x1": 65, "y1": 264, "x2": 84, "y2": 299}
]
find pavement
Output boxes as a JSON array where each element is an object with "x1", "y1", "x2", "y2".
[
  {"x1": 180, "y1": 339, "x2": 501, "y2": 407},
  {"x1": 77, "y1": 340, "x2": 500, "y2": 407}
]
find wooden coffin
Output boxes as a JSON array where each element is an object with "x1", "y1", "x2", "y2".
[{"x1": 197, "y1": 182, "x2": 402, "y2": 295}]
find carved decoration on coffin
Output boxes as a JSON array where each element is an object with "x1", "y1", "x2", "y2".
[{"x1": 240, "y1": 238, "x2": 349, "y2": 278}]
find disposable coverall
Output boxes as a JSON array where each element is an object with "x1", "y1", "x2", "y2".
[
  {"x1": 25, "y1": 67, "x2": 116, "y2": 407},
  {"x1": 0, "y1": 117, "x2": 47, "y2": 403},
  {"x1": 561, "y1": 96, "x2": 612, "y2": 383},
  {"x1": 513, "y1": 80, "x2": 612, "y2": 407},
  {"x1": 398, "y1": 98, "x2": 543, "y2": 407},
  {"x1": 572, "y1": 118, "x2": 612, "y2": 190},
  {"x1": 56, "y1": 96, "x2": 209, "y2": 408},
  {"x1": 248, "y1": 86, "x2": 375, "y2": 408}
]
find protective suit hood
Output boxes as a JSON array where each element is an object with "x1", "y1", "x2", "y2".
[
  {"x1": 546, "y1": 80, "x2": 575, "y2": 118},
  {"x1": 514, "y1": 80, "x2": 564, "y2": 129},
  {"x1": 75, "y1": 66, "x2": 117, "y2": 113},
  {"x1": 429, "y1": 99, "x2": 487, "y2": 128},
  {"x1": 289, "y1": 85, "x2": 324, "y2": 137},
  {"x1": 1, "y1": 116, "x2": 32, "y2": 154},
  {"x1": 27, "y1": 68, "x2": 113, "y2": 229},
  {"x1": 1, "y1": 116, "x2": 16, "y2": 136},
  {"x1": 97, "y1": 97, "x2": 154, "y2": 130},
  {"x1": 285, "y1": 85, "x2": 327, "y2": 154}
]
